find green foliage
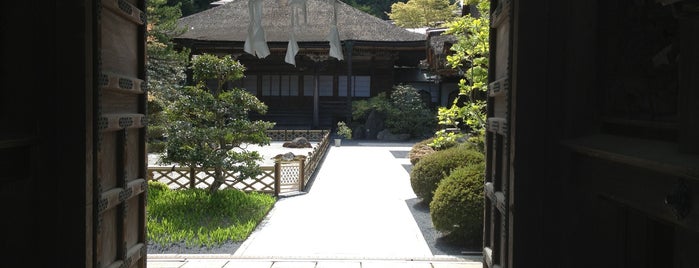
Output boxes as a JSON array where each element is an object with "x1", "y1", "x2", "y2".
[
  {"x1": 385, "y1": 84, "x2": 437, "y2": 137},
  {"x1": 343, "y1": 0, "x2": 395, "y2": 19},
  {"x1": 352, "y1": 92, "x2": 392, "y2": 121},
  {"x1": 388, "y1": 0, "x2": 459, "y2": 28},
  {"x1": 410, "y1": 143, "x2": 484, "y2": 204},
  {"x1": 147, "y1": 96, "x2": 169, "y2": 152},
  {"x1": 431, "y1": 0, "x2": 489, "y2": 151},
  {"x1": 147, "y1": 125, "x2": 168, "y2": 141},
  {"x1": 166, "y1": 0, "x2": 216, "y2": 17},
  {"x1": 148, "y1": 140, "x2": 168, "y2": 153},
  {"x1": 336, "y1": 121, "x2": 353, "y2": 139},
  {"x1": 430, "y1": 161, "x2": 485, "y2": 247},
  {"x1": 146, "y1": 181, "x2": 275, "y2": 248},
  {"x1": 162, "y1": 54, "x2": 275, "y2": 193},
  {"x1": 353, "y1": 84, "x2": 436, "y2": 138},
  {"x1": 147, "y1": 0, "x2": 191, "y2": 155},
  {"x1": 147, "y1": 0, "x2": 190, "y2": 103},
  {"x1": 190, "y1": 54, "x2": 245, "y2": 95},
  {"x1": 429, "y1": 129, "x2": 462, "y2": 150}
]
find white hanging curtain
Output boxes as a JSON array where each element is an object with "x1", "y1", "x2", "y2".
[
  {"x1": 244, "y1": 0, "x2": 270, "y2": 58},
  {"x1": 326, "y1": 0, "x2": 343, "y2": 61},
  {"x1": 285, "y1": 0, "x2": 307, "y2": 66},
  {"x1": 285, "y1": 33, "x2": 299, "y2": 66}
]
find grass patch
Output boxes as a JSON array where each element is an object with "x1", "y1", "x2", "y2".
[{"x1": 146, "y1": 181, "x2": 276, "y2": 248}]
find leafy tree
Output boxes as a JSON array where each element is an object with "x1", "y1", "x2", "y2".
[
  {"x1": 385, "y1": 84, "x2": 437, "y2": 137},
  {"x1": 352, "y1": 84, "x2": 436, "y2": 138},
  {"x1": 167, "y1": 0, "x2": 216, "y2": 17},
  {"x1": 431, "y1": 0, "x2": 489, "y2": 151},
  {"x1": 387, "y1": 0, "x2": 458, "y2": 28},
  {"x1": 162, "y1": 54, "x2": 275, "y2": 193},
  {"x1": 148, "y1": 0, "x2": 190, "y2": 102},
  {"x1": 352, "y1": 92, "x2": 391, "y2": 122},
  {"x1": 346, "y1": 0, "x2": 400, "y2": 19},
  {"x1": 147, "y1": 0, "x2": 191, "y2": 152}
]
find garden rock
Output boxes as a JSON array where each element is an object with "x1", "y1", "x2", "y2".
[
  {"x1": 272, "y1": 152, "x2": 296, "y2": 161},
  {"x1": 364, "y1": 110, "x2": 385, "y2": 140},
  {"x1": 283, "y1": 137, "x2": 312, "y2": 148}
]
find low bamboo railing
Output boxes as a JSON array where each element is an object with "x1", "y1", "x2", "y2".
[{"x1": 147, "y1": 129, "x2": 330, "y2": 196}]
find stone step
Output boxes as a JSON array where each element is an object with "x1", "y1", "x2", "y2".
[{"x1": 147, "y1": 255, "x2": 484, "y2": 268}]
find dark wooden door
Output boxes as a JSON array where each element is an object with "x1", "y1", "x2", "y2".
[
  {"x1": 483, "y1": 0, "x2": 513, "y2": 267},
  {"x1": 92, "y1": 0, "x2": 148, "y2": 267}
]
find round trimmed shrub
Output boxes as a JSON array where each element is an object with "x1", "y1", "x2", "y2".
[
  {"x1": 409, "y1": 138, "x2": 437, "y2": 165},
  {"x1": 409, "y1": 143, "x2": 484, "y2": 204},
  {"x1": 430, "y1": 162, "x2": 485, "y2": 248}
]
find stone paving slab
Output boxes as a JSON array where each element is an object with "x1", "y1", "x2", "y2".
[
  {"x1": 269, "y1": 261, "x2": 318, "y2": 268},
  {"x1": 361, "y1": 261, "x2": 434, "y2": 268},
  {"x1": 146, "y1": 258, "x2": 483, "y2": 268},
  {"x1": 315, "y1": 261, "x2": 362, "y2": 268},
  {"x1": 180, "y1": 259, "x2": 230, "y2": 268},
  {"x1": 223, "y1": 260, "x2": 275, "y2": 268},
  {"x1": 147, "y1": 259, "x2": 186, "y2": 268}
]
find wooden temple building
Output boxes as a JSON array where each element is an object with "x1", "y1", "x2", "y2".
[{"x1": 172, "y1": 0, "x2": 432, "y2": 129}]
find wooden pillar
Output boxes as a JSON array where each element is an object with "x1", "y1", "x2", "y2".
[
  {"x1": 298, "y1": 158, "x2": 305, "y2": 191},
  {"x1": 189, "y1": 167, "x2": 196, "y2": 189},
  {"x1": 274, "y1": 160, "x2": 281, "y2": 196},
  {"x1": 313, "y1": 64, "x2": 319, "y2": 128},
  {"x1": 345, "y1": 41, "x2": 354, "y2": 123}
]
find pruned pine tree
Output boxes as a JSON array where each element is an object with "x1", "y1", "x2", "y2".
[{"x1": 162, "y1": 54, "x2": 276, "y2": 193}]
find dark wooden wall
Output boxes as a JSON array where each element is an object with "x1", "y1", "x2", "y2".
[
  {"x1": 503, "y1": 0, "x2": 699, "y2": 267},
  {"x1": 1, "y1": 2, "x2": 92, "y2": 267}
]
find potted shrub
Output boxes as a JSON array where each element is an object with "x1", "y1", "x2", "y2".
[{"x1": 335, "y1": 121, "x2": 352, "y2": 147}]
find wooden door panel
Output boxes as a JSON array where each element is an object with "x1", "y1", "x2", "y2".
[
  {"x1": 126, "y1": 128, "x2": 141, "y2": 178},
  {"x1": 101, "y1": 1, "x2": 142, "y2": 77},
  {"x1": 99, "y1": 134, "x2": 118, "y2": 190},
  {"x1": 99, "y1": 210, "x2": 119, "y2": 263},
  {"x1": 102, "y1": 93, "x2": 141, "y2": 114},
  {"x1": 484, "y1": 0, "x2": 513, "y2": 267},
  {"x1": 494, "y1": 23, "x2": 510, "y2": 79},
  {"x1": 92, "y1": 0, "x2": 147, "y2": 267}
]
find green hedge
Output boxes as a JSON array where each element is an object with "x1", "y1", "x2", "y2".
[
  {"x1": 408, "y1": 137, "x2": 436, "y2": 165},
  {"x1": 409, "y1": 143, "x2": 484, "y2": 204},
  {"x1": 430, "y1": 162, "x2": 485, "y2": 247}
]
